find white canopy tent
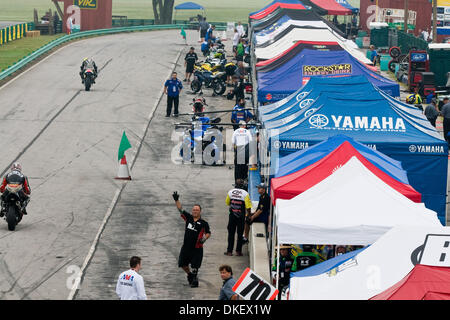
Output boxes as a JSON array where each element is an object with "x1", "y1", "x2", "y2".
[
  {"x1": 275, "y1": 157, "x2": 441, "y2": 246},
  {"x1": 255, "y1": 28, "x2": 371, "y2": 64},
  {"x1": 255, "y1": 19, "x2": 336, "y2": 45},
  {"x1": 289, "y1": 225, "x2": 450, "y2": 300}
]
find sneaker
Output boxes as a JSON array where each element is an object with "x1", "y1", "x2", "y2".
[
  {"x1": 183, "y1": 79, "x2": 187, "y2": 82},
  {"x1": 174, "y1": 114, "x2": 179, "y2": 117},
  {"x1": 190, "y1": 277, "x2": 199, "y2": 288},
  {"x1": 165, "y1": 114, "x2": 170, "y2": 117},
  {"x1": 224, "y1": 251, "x2": 233, "y2": 256},
  {"x1": 187, "y1": 272, "x2": 194, "y2": 285},
  {"x1": 242, "y1": 237, "x2": 249, "y2": 244},
  {"x1": 235, "y1": 251, "x2": 243, "y2": 256}
]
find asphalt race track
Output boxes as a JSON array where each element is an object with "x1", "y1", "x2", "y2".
[{"x1": 0, "y1": 30, "x2": 248, "y2": 300}]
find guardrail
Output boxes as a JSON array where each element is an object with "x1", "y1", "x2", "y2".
[{"x1": 0, "y1": 24, "x2": 195, "y2": 81}]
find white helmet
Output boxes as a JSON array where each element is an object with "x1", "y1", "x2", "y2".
[{"x1": 11, "y1": 162, "x2": 22, "y2": 172}]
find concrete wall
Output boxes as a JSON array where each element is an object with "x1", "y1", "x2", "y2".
[{"x1": 249, "y1": 222, "x2": 271, "y2": 283}]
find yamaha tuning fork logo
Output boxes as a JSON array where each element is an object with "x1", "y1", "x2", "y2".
[{"x1": 308, "y1": 114, "x2": 329, "y2": 128}]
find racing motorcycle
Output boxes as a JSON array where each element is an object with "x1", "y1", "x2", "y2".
[
  {"x1": 177, "y1": 116, "x2": 226, "y2": 166},
  {"x1": 191, "y1": 65, "x2": 227, "y2": 96},
  {"x1": 83, "y1": 69, "x2": 96, "y2": 91},
  {"x1": 2, "y1": 182, "x2": 28, "y2": 231},
  {"x1": 191, "y1": 97, "x2": 207, "y2": 114}
]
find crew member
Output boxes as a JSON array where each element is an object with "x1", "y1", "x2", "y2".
[
  {"x1": 424, "y1": 98, "x2": 439, "y2": 127},
  {"x1": 164, "y1": 72, "x2": 183, "y2": 117},
  {"x1": 244, "y1": 183, "x2": 270, "y2": 242},
  {"x1": 0, "y1": 162, "x2": 31, "y2": 217},
  {"x1": 116, "y1": 256, "x2": 147, "y2": 300},
  {"x1": 225, "y1": 179, "x2": 252, "y2": 256},
  {"x1": 184, "y1": 47, "x2": 198, "y2": 83},
  {"x1": 231, "y1": 98, "x2": 253, "y2": 130},
  {"x1": 272, "y1": 244, "x2": 295, "y2": 299},
  {"x1": 232, "y1": 121, "x2": 253, "y2": 181},
  {"x1": 172, "y1": 191, "x2": 211, "y2": 288}
]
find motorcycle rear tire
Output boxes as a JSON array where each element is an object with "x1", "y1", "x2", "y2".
[
  {"x1": 191, "y1": 80, "x2": 202, "y2": 93},
  {"x1": 85, "y1": 78, "x2": 91, "y2": 91},
  {"x1": 213, "y1": 81, "x2": 226, "y2": 96},
  {"x1": 6, "y1": 206, "x2": 16, "y2": 231}
]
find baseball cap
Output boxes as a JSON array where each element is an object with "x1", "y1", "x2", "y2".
[
  {"x1": 239, "y1": 120, "x2": 246, "y2": 126},
  {"x1": 256, "y1": 183, "x2": 266, "y2": 189}
]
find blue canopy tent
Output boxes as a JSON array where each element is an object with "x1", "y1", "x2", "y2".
[
  {"x1": 258, "y1": 75, "x2": 370, "y2": 117},
  {"x1": 273, "y1": 135, "x2": 409, "y2": 187},
  {"x1": 266, "y1": 94, "x2": 448, "y2": 224},
  {"x1": 290, "y1": 246, "x2": 367, "y2": 278},
  {"x1": 174, "y1": 2, "x2": 205, "y2": 21},
  {"x1": 257, "y1": 49, "x2": 400, "y2": 103}
]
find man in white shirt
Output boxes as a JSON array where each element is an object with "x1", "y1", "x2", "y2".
[
  {"x1": 232, "y1": 121, "x2": 253, "y2": 181},
  {"x1": 233, "y1": 28, "x2": 240, "y2": 53},
  {"x1": 237, "y1": 22, "x2": 245, "y2": 38},
  {"x1": 116, "y1": 256, "x2": 147, "y2": 300}
]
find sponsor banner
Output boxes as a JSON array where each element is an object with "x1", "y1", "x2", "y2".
[
  {"x1": 308, "y1": 114, "x2": 407, "y2": 132},
  {"x1": 302, "y1": 64, "x2": 352, "y2": 76},
  {"x1": 276, "y1": 140, "x2": 377, "y2": 151},
  {"x1": 408, "y1": 144, "x2": 446, "y2": 154},
  {"x1": 74, "y1": 0, "x2": 97, "y2": 9}
]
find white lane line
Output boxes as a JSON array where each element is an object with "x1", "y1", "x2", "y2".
[{"x1": 67, "y1": 47, "x2": 184, "y2": 300}]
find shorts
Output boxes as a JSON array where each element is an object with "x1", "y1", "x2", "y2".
[
  {"x1": 186, "y1": 64, "x2": 195, "y2": 73},
  {"x1": 236, "y1": 55, "x2": 244, "y2": 62},
  {"x1": 200, "y1": 29, "x2": 207, "y2": 38},
  {"x1": 178, "y1": 246, "x2": 203, "y2": 269}
]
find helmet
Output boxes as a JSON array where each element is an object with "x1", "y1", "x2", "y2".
[
  {"x1": 11, "y1": 162, "x2": 22, "y2": 172},
  {"x1": 83, "y1": 58, "x2": 88, "y2": 62},
  {"x1": 406, "y1": 94, "x2": 416, "y2": 104}
]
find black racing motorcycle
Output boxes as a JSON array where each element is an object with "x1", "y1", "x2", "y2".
[
  {"x1": 83, "y1": 68, "x2": 96, "y2": 91},
  {"x1": 191, "y1": 69, "x2": 226, "y2": 96},
  {"x1": 2, "y1": 182, "x2": 27, "y2": 231}
]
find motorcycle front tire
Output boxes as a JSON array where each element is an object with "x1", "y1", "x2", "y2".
[
  {"x1": 191, "y1": 80, "x2": 202, "y2": 93},
  {"x1": 213, "y1": 81, "x2": 226, "y2": 96},
  {"x1": 6, "y1": 206, "x2": 16, "y2": 231}
]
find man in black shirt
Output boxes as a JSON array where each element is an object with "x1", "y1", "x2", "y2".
[
  {"x1": 244, "y1": 183, "x2": 270, "y2": 241},
  {"x1": 173, "y1": 191, "x2": 211, "y2": 288},
  {"x1": 184, "y1": 47, "x2": 198, "y2": 83}
]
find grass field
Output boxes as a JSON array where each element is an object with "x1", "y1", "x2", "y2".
[
  {"x1": 0, "y1": 0, "x2": 360, "y2": 23},
  {"x1": 0, "y1": 34, "x2": 63, "y2": 71}
]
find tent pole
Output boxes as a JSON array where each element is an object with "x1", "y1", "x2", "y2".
[
  {"x1": 276, "y1": 238, "x2": 280, "y2": 299},
  {"x1": 270, "y1": 204, "x2": 275, "y2": 274}
]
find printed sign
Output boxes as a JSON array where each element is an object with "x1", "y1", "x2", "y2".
[
  {"x1": 419, "y1": 234, "x2": 450, "y2": 267},
  {"x1": 232, "y1": 268, "x2": 278, "y2": 300},
  {"x1": 74, "y1": 0, "x2": 97, "y2": 9},
  {"x1": 303, "y1": 64, "x2": 352, "y2": 76}
]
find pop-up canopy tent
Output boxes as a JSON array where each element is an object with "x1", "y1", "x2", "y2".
[
  {"x1": 289, "y1": 225, "x2": 450, "y2": 299},
  {"x1": 257, "y1": 49, "x2": 399, "y2": 103},
  {"x1": 301, "y1": 0, "x2": 352, "y2": 15},
  {"x1": 254, "y1": 27, "x2": 371, "y2": 65},
  {"x1": 334, "y1": 0, "x2": 358, "y2": 14},
  {"x1": 270, "y1": 141, "x2": 422, "y2": 204},
  {"x1": 258, "y1": 75, "x2": 369, "y2": 116},
  {"x1": 275, "y1": 157, "x2": 441, "y2": 246},
  {"x1": 174, "y1": 2, "x2": 205, "y2": 19},
  {"x1": 251, "y1": 8, "x2": 328, "y2": 31},
  {"x1": 249, "y1": 0, "x2": 306, "y2": 20},
  {"x1": 267, "y1": 92, "x2": 448, "y2": 224},
  {"x1": 274, "y1": 135, "x2": 407, "y2": 183},
  {"x1": 370, "y1": 265, "x2": 450, "y2": 300}
]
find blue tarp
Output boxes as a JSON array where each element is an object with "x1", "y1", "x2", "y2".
[
  {"x1": 267, "y1": 91, "x2": 448, "y2": 224},
  {"x1": 334, "y1": 0, "x2": 359, "y2": 14},
  {"x1": 249, "y1": 0, "x2": 305, "y2": 16},
  {"x1": 273, "y1": 135, "x2": 409, "y2": 187},
  {"x1": 174, "y1": 2, "x2": 205, "y2": 10},
  {"x1": 290, "y1": 247, "x2": 367, "y2": 278},
  {"x1": 257, "y1": 49, "x2": 400, "y2": 103}
]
